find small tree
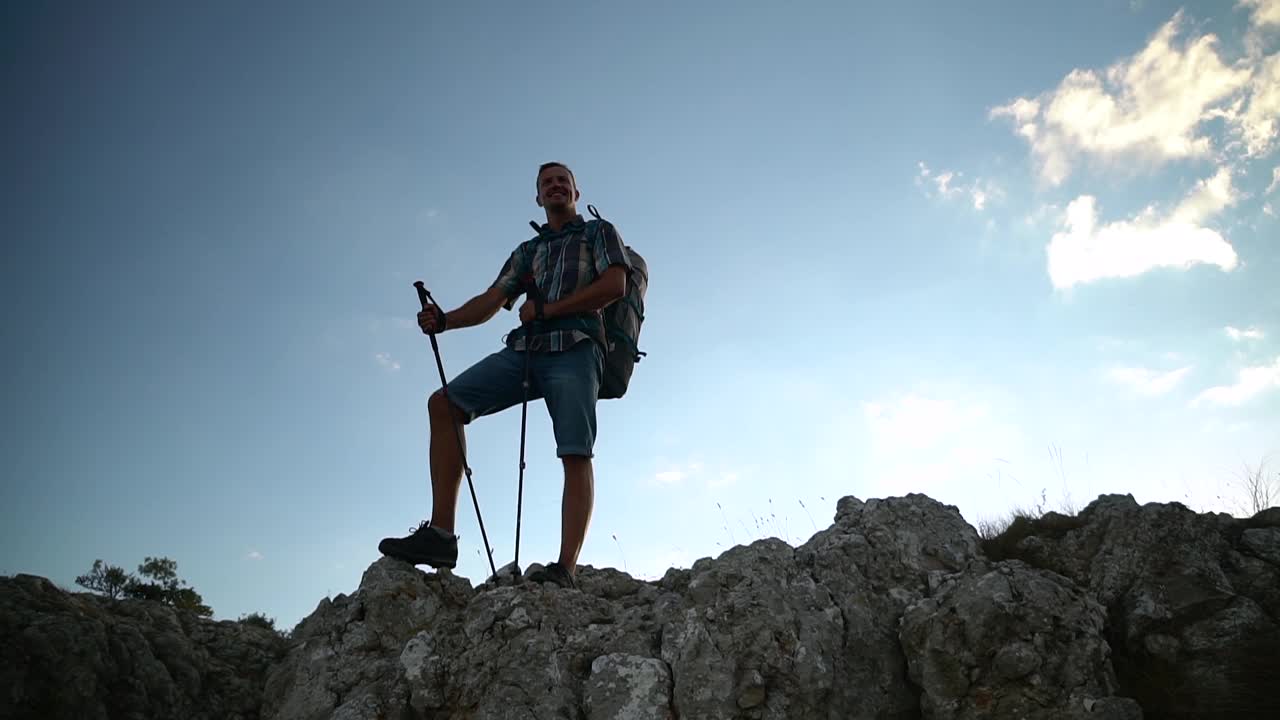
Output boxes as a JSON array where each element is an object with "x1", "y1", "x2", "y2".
[
  {"x1": 137, "y1": 556, "x2": 180, "y2": 591},
  {"x1": 169, "y1": 586, "x2": 214, "y2": 617},
  {"x1": 75, "y1": 560, "x2": 131, "y2": 599},
  {"x1": 126, "y1": 557, "x2": 213, "y2": 618},
  {"x1": 239, "y1": 612, "x2": 278, "y2": 632},
  {"x1": 123, "y1": 579, "x2": 167, "y2": 602},
  {"x1": 80, "y1": 556, "x2": 214, "y2": 618},
  {"x1": 1237, "y1": 460, "x2": 1278, "y2": 516}
]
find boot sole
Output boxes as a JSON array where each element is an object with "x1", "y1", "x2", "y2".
[{"x1": 378, "y1": 541, "x2": 457, "y2": 569}]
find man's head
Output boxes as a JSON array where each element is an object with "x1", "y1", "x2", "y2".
[{"x1": 536, "y1": 162, "x2": 579, "y2": 212}]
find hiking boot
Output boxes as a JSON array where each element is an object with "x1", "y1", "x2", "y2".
[
  {"x1": 526, "y1": 561, "x2": 577, "y2": 589},
  {"x1": 378, "y1": 521, "x2": 458, "y2": 569}
]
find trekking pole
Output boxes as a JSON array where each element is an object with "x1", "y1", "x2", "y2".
[
  {"x1": 513, "y1": 273, "x2": 544, "y2": 572},
  {"x1": 413, "y1": 281, "x2": 498, "y2": 578}
]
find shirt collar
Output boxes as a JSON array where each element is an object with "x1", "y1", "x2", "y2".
[{"x1": 534, "y1": 214, "x2": 587, "y2": 236}]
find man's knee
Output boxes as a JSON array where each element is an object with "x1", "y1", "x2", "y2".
[
  {"x1": 561, "y1": 454, "x2": 593, "y2": 471},
  {"x1": 428, "y1": 390, "x2": 467, "y2": 425}
]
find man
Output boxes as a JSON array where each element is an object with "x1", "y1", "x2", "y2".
[{"x1": 378, "y1": 162, "x2": 632, "y2": 589}]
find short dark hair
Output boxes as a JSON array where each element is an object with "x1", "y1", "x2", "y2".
[{"x1": 536, "y1": 162, "x2": 576, "y2": 191}]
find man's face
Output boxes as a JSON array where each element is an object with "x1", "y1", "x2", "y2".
[{"x1": 536, "y1": 166, "x2": 578, "y2": 210}]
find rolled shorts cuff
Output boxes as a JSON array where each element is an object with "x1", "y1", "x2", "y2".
[{"x1": 555, "y1": 445, "x2": 594, "y2": 459}]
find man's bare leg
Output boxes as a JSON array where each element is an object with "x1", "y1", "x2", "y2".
[
  {"x1": 427, "y1": 390, "x2": 468, "y2": 534},
  {"x1": 559, "y1": 455, "x2": 595, "y2": 573}
]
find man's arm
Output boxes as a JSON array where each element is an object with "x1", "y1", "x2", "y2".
[
  {"x1": 444, "y1": 287, "x2": 510, "y2": 329},
  {"x1": 543, "y1": 265, "x2": 627, "y2": 318}
]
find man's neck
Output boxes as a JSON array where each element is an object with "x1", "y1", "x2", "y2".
[{"x1": 543, "y1": 207, "x2": 578, "y2": 232}]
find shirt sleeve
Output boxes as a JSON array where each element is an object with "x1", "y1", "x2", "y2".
[
  {"x1": 490, "y1": 245, "x2": 528, "y2": 310},
  {"x1": 592, "y1": 221, "x2": 633, "y2": 277}
]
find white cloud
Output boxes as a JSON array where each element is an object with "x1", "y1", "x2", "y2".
[
  {"x1": 1047, "y1": 169, "x2": 1240, "y2": 289},
  {"x1": 1226, "y1": 52, "x2": 1280, "y2": 157},
  {"x1": 1267, "y1": 167, "x2": 1280, "y2": 195},
  {"x1": 1025, "y1": 203, "x2": 1064, "y2": 228},
  {"x1": 1107, "y1": 366, "x2": 1193, "y2": 395},
  {"x1": 917, "y1": 162, "x2": 961, "y2": 199},
  {"x1": 1193, "y1": 357, "x2": 1280, "y2": 406},
  {"x1": 991, "y1": 12, "x2": 1258, "y2": 184},
  {"x1": 971, "y1": 189, "x2": 989, "y2": 210},
  {"x1": 1266, "y1": 203, "x2": 1277, "y2": 216},
  {"x1": 375, "y1": 352, "x2": 401, "y2": 371},
  {"x1": 863, "y1": 394, "x2": 990, "y2": 451},
  {"x1": 247, "y1": 550, "x2": 264, "y2": 561},
  {"x1": 709, "y1": 471, "x2": 739, "y2": 489},
  {"x1": 970, "y1": 181, "x2": 1004, "y2": 211},
  {"x1": 1173, "y1": 167, "x2": 1240, "y2": 223},
  {"x1": 654, "y1": 470, "x2": 685, "y2": 484},
  {"x1": 934, "y1": 172, "x2": 961, "y2": 198},
  {"x1": 1226, "y1": 326, "x2": 1266, "y2": 341},
  {"x1": 854, "y1": 386, "x2": 1028, "y2": 518},
  {"x1": 916, "y1": 162, "x2": 1004, "y2": 211},
  {"x1": 1240, "y1": 0, "x2": 1280, "y2": 29},
  {"x1": 652, "y1": 460, "x2": 736, "y2": 490}
]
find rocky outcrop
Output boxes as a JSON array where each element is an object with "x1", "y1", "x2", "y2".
[
  {"x1": 986, "y1": 495, "x2": 1280, "y2": 719},
  {"x1": 3, "y1": 493, "x2": 1277, "y2": 719},
  {"x1": 0, "y1": 573, "x2": 286, "y2": 719},
  {"x1": 258, "y1": 495, "x2": 1146, "y2": 719},
  {"x1": 900, "y1": 561, "x2": 1140, "y2": 720}
]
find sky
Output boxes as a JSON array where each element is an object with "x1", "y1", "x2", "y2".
[{"x1": 3, "y1": 0, "x2": 1278, "y2": 631}]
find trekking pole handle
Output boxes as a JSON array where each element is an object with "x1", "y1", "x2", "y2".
[
  {"x1": 414, "y1": 281, "x2": 448, "y2": 333},
  {"x1": 520, "y1": 273, "x2": 544, "y2": 320},
  {"x1": 413, "y1": 281, "x2": 434, "y2": 310}
]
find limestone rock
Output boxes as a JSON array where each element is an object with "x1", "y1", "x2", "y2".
[
  {"x1": 584, "y1": 653, "x2": 672, "y2": 720},
  {"x1": 261, "y1": 559, "x2": 473, "y2": 720},
  {"x1": 993, "y1": 494, "x2": 1280, "y2": 719},
  {"x1": 900, "y1": 561, "x2": 1140, "y2": 719},
  {"x1": 11, "y1": 492, "x2": 1278, "y2": 719},
  {"x1": 796, "y1": 493, "x2": 983, "y2": 719},
  {"x1": 659, "y1": 538, "x2": 842, "y2": 719},
  {"x1": 0, "y1": 573, "x2": 285, "y2": 720}
]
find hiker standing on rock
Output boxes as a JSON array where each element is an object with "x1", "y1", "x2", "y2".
[{"x1": 379, "y1": 162, "x2": 636, "y2": 589}]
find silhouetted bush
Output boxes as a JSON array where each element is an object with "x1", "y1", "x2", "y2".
[{"x1": 76, "y1": 556, "x2": 213, "y2": 617}]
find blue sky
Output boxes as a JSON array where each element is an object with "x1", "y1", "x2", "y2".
[{"x1": 3, "y1": 0, "x2": 1277, "y2": 630}]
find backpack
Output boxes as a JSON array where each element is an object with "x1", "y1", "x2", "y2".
[
  {"x1": 586, "y1": 205, "x2": 648, "y2": 399},
  {"x1": 524, "y1": 205, "x2": 648, "y2": 399}
]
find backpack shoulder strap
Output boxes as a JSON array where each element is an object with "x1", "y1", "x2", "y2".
[{"x1": 586, "y1": 204, "x2": 614, "y2": 235}]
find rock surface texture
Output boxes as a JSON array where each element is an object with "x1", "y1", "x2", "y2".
[
  {"x1": 4, "y1": 493, "x2": 1277, "y2": 719},
  {"x1": 0, "y1": 573, "x2": 286, "y2": 719}
]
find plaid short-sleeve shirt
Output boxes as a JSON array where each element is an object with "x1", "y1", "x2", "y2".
[{"x1": 491, "y1": 213, "x2": 633, "y2": 353}]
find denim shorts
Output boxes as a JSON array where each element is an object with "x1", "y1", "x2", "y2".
[{"x1": 443, "y1": 340, "x2": 603, "y2": 458}]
